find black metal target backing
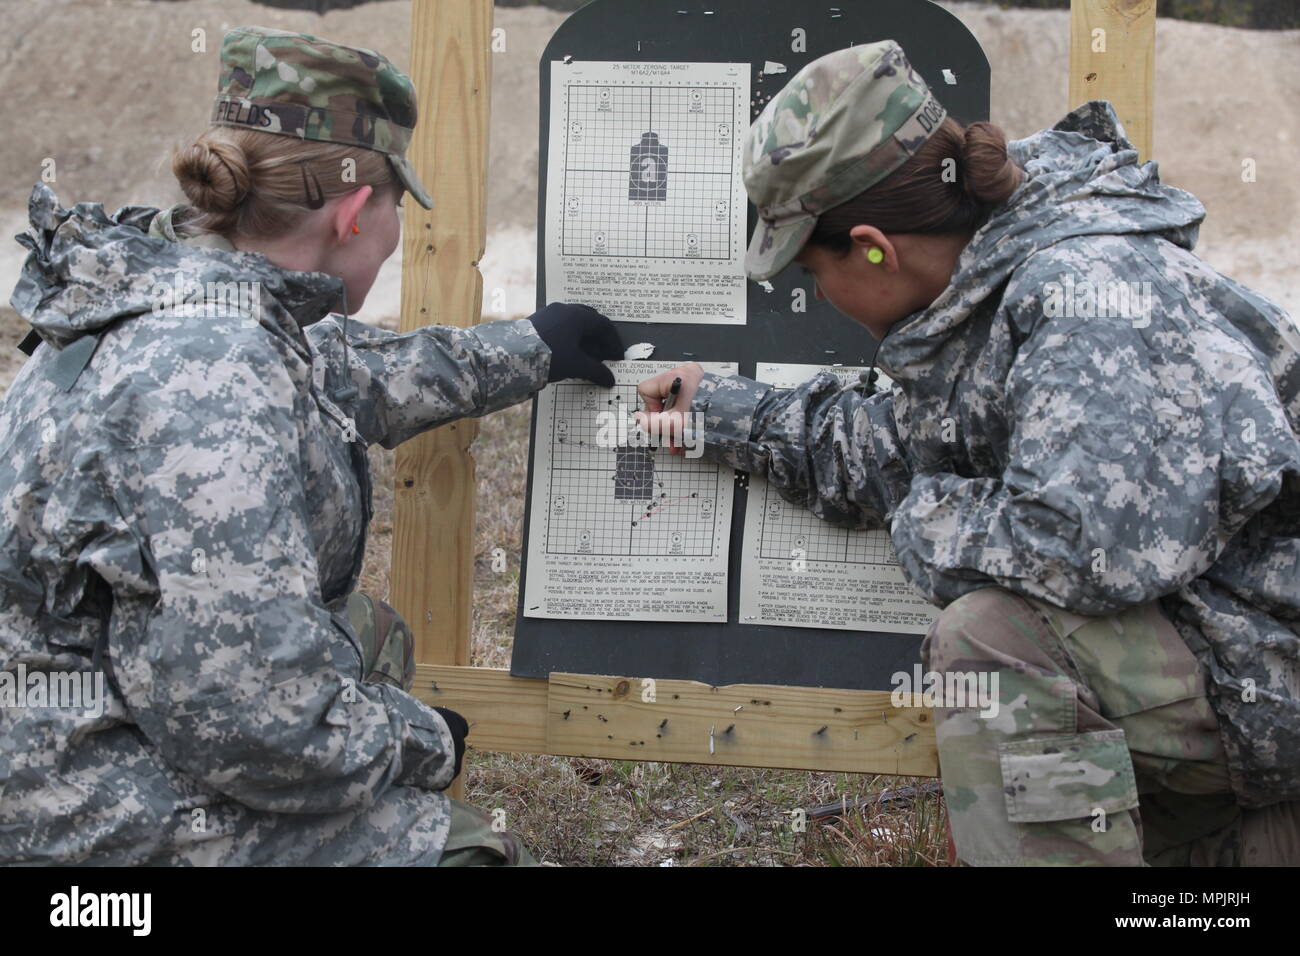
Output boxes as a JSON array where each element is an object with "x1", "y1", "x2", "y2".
[{"x1": 511, "y1": 0, "x2": 989, "y2": 689}]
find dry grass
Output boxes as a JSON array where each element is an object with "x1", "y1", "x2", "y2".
[
  {"x1": 0, "y1": 299, "x2": 948, "y2": 866},
  {"x1": 358, "y1": 369, "x2": 950, "y2": 867}
]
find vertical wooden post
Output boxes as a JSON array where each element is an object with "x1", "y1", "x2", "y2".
[
  {"x1": 395, "y1": 0, "x2": 495, "y2": 800},
  {"x1": 1069, "y1": 0, "x2": 1156, "y2": 160}
]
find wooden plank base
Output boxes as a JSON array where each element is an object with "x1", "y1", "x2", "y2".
[{"x1": 415, "y1": 665, "x2": 939, "y2": 776}]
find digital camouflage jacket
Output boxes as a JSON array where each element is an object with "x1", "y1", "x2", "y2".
[
  {"x1": 0, "y1": 184, "x2": 550, "y2": 863},
  {"x1": 689, "y1": 101, "x2": 1300, "y2": 808}
]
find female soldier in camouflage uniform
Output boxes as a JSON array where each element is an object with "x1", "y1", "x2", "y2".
[
  {"x1": 638, "y1": 41, "x2": 1300, "y2": 866},
  {"x1": 0, "y1": 27, "x2": 621, "y2": 865}
]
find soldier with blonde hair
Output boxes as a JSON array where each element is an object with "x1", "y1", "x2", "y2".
[{"x1": 0, "y1": 26, "x2": 622, "y2": 866}]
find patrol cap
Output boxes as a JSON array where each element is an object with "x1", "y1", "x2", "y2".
[
  {"x1": 209, "y1": 26, "x2": 433, "y2": 209},
  {"x1": 744, "y1": 40, "x2": 948, "y2": 281}
]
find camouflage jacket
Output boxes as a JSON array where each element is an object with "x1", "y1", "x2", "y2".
[
  {"x1": 0, "y1": 184, "x2": 550, "y2": 863},
  {"x1": 690, "y1": 101, "x2": 1300, "y2": 808}
]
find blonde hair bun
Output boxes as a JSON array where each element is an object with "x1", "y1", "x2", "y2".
[
  {"x1": 173, "y1": 136, "x2": 251, "y2": 228},
  {"x1": 169, "y1": 127, "x2": 394, "y2": 240}
]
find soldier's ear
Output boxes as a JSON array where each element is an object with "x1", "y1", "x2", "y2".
[
  {"x1": 331, "y1": 186, "x2": 373, "y2": 242},
  {"x1": 849, "y1": 225, "x2": 897, "y2": 271}
]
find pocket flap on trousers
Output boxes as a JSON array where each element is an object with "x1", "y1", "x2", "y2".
[{"x1": 998, "y1": 729, "x2": 1140, "y2": 824}]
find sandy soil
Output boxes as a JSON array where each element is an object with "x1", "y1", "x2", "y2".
[{"x1": 1, "y1": 0, "x2": 1296, "y2": 393}]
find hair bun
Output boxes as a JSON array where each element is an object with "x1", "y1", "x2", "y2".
[
  {"x1": 959, "y1": 121, "x2": 1023, "y2": 206},
  {"x1": 172, "y1": 137, "x2": 251, "y2": 216},
  {"x1": 170, "y1": 126, "x2": 396, "y2": 240}
]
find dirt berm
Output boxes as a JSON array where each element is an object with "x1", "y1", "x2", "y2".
[{"x1": 1, "y1": 0, "x2": 1295, "y2": 394}]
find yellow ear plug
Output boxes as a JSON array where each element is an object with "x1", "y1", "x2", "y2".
[{"x1": 867, "y1": 247, "x2": 884, "y2": 264}]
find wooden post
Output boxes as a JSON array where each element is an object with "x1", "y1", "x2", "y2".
[
  {"x1": 1069, "y1": 0, "x2": 1156, "y2": 160},
  {"x1": 395, "y1": 0, "x2": 495, "y2": 800}
]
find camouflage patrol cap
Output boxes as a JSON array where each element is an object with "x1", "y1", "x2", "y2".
[
  {"x1": 210, "y1": 26, "x2": 433, "y2": 209},
  {"x1": 744, "y1": 40, "x2": 948, "y2": 281}
]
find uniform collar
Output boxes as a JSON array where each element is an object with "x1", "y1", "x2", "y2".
[{"x1": 146, "y1": 203, "x2": 238, "y2": 252}]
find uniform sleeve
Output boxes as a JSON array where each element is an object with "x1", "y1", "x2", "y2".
[
  {"x1": 888, "y1": 244, "x2": 1279, "y2": 615},
  {"x1": 688, "y1": 369, "x2": 913, "y2": 527},
  {"x1": 101, "y1": 341, "x2": 460, "y2": 814},
  {"x1": 310, "y1": 317, "x2": 551, "y2": 449}
]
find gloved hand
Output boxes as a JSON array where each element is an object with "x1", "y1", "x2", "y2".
[
  {"x1": 527, "y1": 302, "x2": 623, "y2": 387},
  {"x1": 433, "y1": 706, "x2": 469, "y2": 779}
]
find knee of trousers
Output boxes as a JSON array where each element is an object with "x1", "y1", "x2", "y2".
[
  {"x1": 347, "y1": 591, "x2": 417, "y2": 692},
  {"x1": 924, "y1": 593, "x2": 1145, "y2": 863}
]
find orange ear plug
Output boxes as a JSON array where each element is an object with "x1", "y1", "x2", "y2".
[{"x1": 352, "y1": 223, "x2": 361, "y2": 235}]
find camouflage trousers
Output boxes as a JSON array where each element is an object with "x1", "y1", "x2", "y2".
[
  {"x1": 922, "y1": 588, "x2": 1300, "y2": 866},
  {"x1": 345, "y1": 592, "x2": 540, "y2": 866}
]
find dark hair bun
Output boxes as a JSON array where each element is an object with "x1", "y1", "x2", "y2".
[{"x1": 961, "y1": 121, "x2": 1023, "y2": 205}]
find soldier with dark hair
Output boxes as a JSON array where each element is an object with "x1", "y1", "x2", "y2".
[
  {"x1": 0, "y1": 26, "x2": 621, "y2": 866},
  {"x1": 638, "y1": 40, "x2": 1300, "y2": 866}
]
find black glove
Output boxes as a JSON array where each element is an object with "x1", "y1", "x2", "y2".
[
  {"x1": 433, "y1": 706, "x2": 469, "y2": 779},
  {"x1": 527, "y1": 302, "x2": 623, "y2": 387}
]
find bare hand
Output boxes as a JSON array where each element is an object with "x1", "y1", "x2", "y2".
[{"x1": 633, "y1": 363, "x2": 705, "y2": 456}]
